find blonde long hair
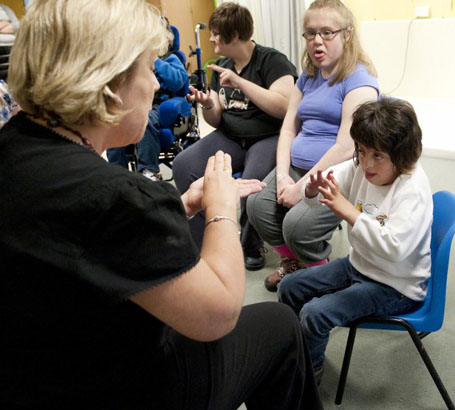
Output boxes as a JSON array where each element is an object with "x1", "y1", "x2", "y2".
[
  {"x1": 302, "y1": 0, "x2": 376, "y2": 85},
  {"x1": 9, "y1": 0, "x2": 170, "y2": 127}
]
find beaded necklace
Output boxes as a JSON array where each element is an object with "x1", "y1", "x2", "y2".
[
  {"x1": 46, "y1": 118, "x2": 96, "y2": 152},
  {"x1": 27, "y1": 113, "x2": 96, "y2": 153}
]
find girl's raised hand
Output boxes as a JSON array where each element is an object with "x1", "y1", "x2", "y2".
[
  {"x1": 305, "y1": 170, "x2": 330, "y2": 198},
  {"x1": 318, "y1": 172, "x2": 360, "y2": 225}
]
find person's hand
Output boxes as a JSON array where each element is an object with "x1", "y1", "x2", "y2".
[
  {"x1": 277, "y1": 183, "x2": 301, "y2": 208},
  {"x1": 237, "y1": 178, "x2": 266, "y2": 197},
  {"x1": 186, "y1": 85, "x2": 213, "y2": 109},
  {"x1": 184, "y1": 177, "x2": 204, "y2": 217},
  {"x1": 184, "y1": 176, "x2": 266, "y2": 217},
  {"x1": 202, "y1": 151, "x2": 239, "y2": 216},
  {"x1": 208, "y1": 64, "x2": 243, "y2": 89},
  {"x1": 0, "y1": 20, "x2": 13, "y2": 35},
  {"x1": 305, "y1": 170, "x2": 329, "y2": 198},
  {"x1": 276, "y1": 174, "x2": 294, "y2": 202},
  {"x1": 318, "y1": 172, "x2": 360, "y2": 225}
]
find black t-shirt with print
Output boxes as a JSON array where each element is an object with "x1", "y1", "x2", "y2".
[
  {"x1": 0, "y1": 112, "x2": 200, "y2": 408},
  {"x1": 211, "y1": 43, "x2": 297, "y2": 141}
]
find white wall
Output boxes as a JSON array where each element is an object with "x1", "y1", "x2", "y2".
[{"x1": 360, "y1": 18, "x2": 455, "y2": 160}]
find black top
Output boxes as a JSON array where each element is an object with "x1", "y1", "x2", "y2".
[
  {"x1": 0, "y1": 112, "x2": 200, "y2": 408},
  {"x1": 211, "y1": 43, "x2": 297, "y2": 141}
]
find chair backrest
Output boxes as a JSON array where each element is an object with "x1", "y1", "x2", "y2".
[
  {"x1": 410, "y1": 190, "x2": 455, "y2": 331},
  {"x1": 0, "y1": 45, "x2": 11, "y2": 81},
  {"x1": 169, "y1": 25, "x2": 186, "y2": 66}
]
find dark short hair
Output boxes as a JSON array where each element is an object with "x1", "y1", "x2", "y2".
[
  {"x1": 350, "y1": 98, "x2": 422, "y2": 175},
  {"x1": 209, "y1": 2, "x2": 253, "y2": 44}
]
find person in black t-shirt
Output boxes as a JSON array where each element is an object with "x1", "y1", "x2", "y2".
[
  {"x1": 172, "y1": 2, "x2": 298, "y2": 270},
  {"x1": 0, "y1": 1, "x2": 322, "y2": 409}
]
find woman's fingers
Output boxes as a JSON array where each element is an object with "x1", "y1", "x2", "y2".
[
  {"x1": 237, "y1": 179, "x2": 266, "y2": 197},
  {"x1": 206, "y1": 151, "x2": 233, "y2": 176},
  {"x1": 223, "y1": 152, "x2": 232, "y2": 173},
  {"x1": 205, "y1": 154, "x2": 215, "y2": 174}
]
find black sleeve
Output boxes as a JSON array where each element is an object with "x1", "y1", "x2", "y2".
[
  {"x1": 79, "y1": 172, "x2": 200, "y2": 301},
  {"x1": 260, "y1": 49, "x2": 298, "y2": 89}
]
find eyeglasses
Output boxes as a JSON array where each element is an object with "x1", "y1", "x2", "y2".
[{"x1": 302, "y1": 28, "x2": 346, "y2": 41}]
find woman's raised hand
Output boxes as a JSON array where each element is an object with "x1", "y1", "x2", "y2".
[
  {"x1": 202, "y1": 151, "x2": 239, "y2": 217},
  {"x1": 183, "y1": 155, "x2": 266, "y2": 218},
  {"x1": 186, "y1": 85, "x2": 213, "y2": 108}
]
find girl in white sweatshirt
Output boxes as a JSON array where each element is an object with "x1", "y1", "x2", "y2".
[{"x1": 278, "y1": 98, "x2": 432, "y2": 382}]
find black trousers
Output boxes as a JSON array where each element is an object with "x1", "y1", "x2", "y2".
[
  {"x1": 172, "y1": 129, "x2": 278, "y2": 252},
  {"x1": 159, "y1": 302, "x2": 323, "y2": 410}
]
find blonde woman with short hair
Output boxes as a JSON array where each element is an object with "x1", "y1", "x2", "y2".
[{"x1": 1, "y1": 1, "x2": 322, "y2": 409}]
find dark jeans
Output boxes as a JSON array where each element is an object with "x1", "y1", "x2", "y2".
[
  {"x1": 278, "y1": 256, "x2": 421, "y2": 370},
  {"x1": 160, "y1": 302, "x2": 323, "y2": 410},
  {"x1": 172, "y1": 129, "x2": 278, "y2": 251},
  {"x1": 107, "y1": 108, "x2": 161, "y2": 173}
]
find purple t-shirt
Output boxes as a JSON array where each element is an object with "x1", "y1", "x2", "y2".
[{"x1": 291, "y1": 65, "x2": 379, "y2": 170}]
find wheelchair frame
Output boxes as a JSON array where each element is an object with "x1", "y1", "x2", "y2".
[{"x1": 127, "y1": 23, "x2": 208, "y2": 176}]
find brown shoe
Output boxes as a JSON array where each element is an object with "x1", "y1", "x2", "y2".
[{"x1": 264, "y1": 258, "x2": 303, "y2": 292}]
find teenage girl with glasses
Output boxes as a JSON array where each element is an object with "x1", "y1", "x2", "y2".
[{"x1": 247, "y1": 0, "x2": 380, "y2": 292}]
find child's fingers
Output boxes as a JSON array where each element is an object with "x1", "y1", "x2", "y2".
[
  {"x1": 319, "y1": 186, "x2": 332, "y2": 199},
  {"x1": 319, "y1": 198, "x2": 331, "y2": 207}
]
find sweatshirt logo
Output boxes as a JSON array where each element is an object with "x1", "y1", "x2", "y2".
[{"x1": 356, "y1": 201, "x2": 388, "y2": 226}]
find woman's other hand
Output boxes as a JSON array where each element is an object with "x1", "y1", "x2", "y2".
[
  {"x1": 277, "y1": 173, "x2": 300, "y2": 208},
  {"x1": 186, "y1": 85, "x2": 213, "y2": 108},
  {"x1": 237, "y1": 178, "x2": 266, "y2": 197},
  {"x1": 277, "y1": 183, "x2": 301, "y2": 208},
  {"x1": 184, "y1": 175, "x2": 265, "y2": 218}
]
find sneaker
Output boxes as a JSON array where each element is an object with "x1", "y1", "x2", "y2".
[
  {"x1": 244, "y1": 247, "x2": 267, "y2": 271},
  {"x1": 264, "y1": 257, "x2": 303, "y2": 292},
  {"x1": 141, "y1": 169, "x2": 163, "y2": 181}
]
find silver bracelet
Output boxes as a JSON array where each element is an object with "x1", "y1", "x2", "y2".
[
  {"x1": 200, "y1": 103, "x2": 214, "y2": 111},
  {"x1": 206, "y1": 215, "x2": 238, "y2": 228}
]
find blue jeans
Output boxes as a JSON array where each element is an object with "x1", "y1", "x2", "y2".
[
  {"x1": 107, "y1": 108, "x2": 161, "y2": 173},
  {"x1": 277, "y1": 256, "x2": 421, "y2": 370}
]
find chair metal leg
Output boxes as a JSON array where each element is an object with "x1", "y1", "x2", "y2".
[
  {"x1": 335, "y1": 326, "x2": 358, "y2": 405},
  {"x1": 406, "y1": 327, "x2": 455, "y2": 410},
  {"x1": 418, "y1": 331, "x2": 431, "y2": 339}
]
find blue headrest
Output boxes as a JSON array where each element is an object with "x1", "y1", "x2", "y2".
[{"x1": 170, "y1": 25, "x2": 180, "y2": 52}]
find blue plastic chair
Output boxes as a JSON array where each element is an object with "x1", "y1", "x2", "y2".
[{"x1": 335, "y1": 190, "x2": 455, "y2": 410}]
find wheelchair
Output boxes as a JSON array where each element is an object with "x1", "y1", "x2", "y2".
[
  {"x1": 157, "y1": 23, "x2": 208, "y2": 173},
  {"x1": 126, "y1": 23, "x2": 208, "y2": 177}
]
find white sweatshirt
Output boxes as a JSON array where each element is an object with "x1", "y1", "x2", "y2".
[{"x1": 303, "y1": 160, "x2": 433, "y2": 301}]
